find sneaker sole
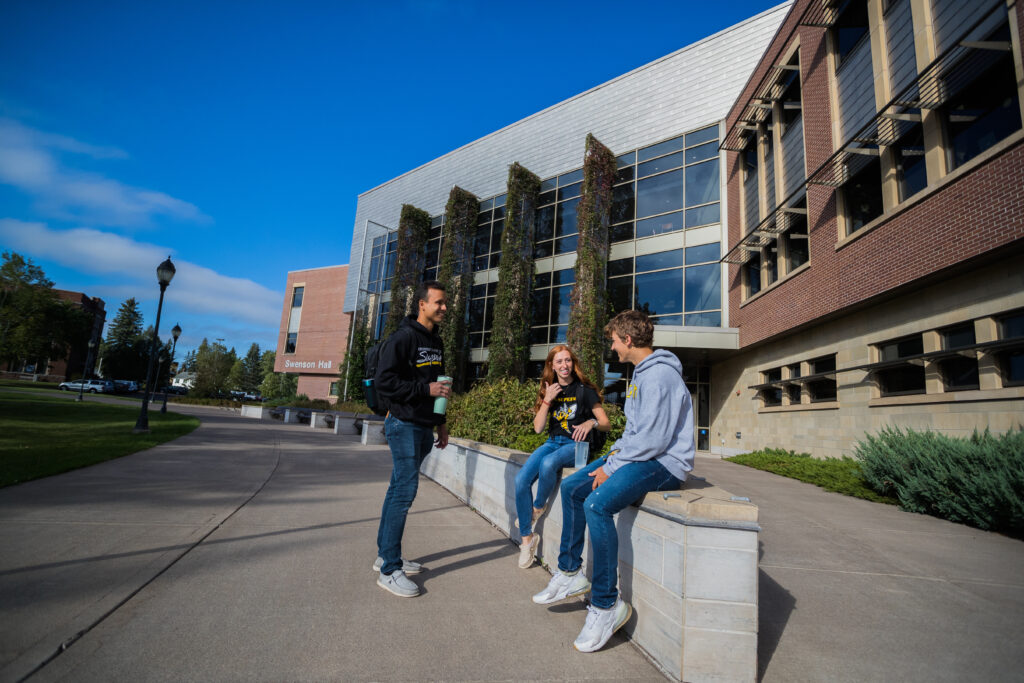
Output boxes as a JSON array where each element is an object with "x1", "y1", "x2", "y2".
[
  {"x1": 376, "y1": 576, "x2": 420, "y2": 598},
  {"x1": 574, "y1": 602, "x2": 633, "y2": 652},
  {"x1": 533, "y1": 582, "x2": 591, "y2": 605}
]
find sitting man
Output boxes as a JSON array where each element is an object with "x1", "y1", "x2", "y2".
[{"x1": 531, "y1": 309, "x2": 695, "y2": 652}]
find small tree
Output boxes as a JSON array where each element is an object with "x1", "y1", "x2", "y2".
[
  {"x1": 382, "y1": 204, "x2": 431, "y2": 338},
  {"x1": 488, "y1": 163, "x2": 540, "y2": 381},
  {"x1": 241, "y1": 343, "x2": 263, "y2": 393}
]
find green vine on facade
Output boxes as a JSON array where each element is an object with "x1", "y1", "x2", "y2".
[
  {"x1": 488, "y1": 163, "x2": 540, "y2": 381},
  {"x1": 567, "y1": 134, "x2": 615, "y2": 388},
  {"x1": 382, "y1": 204, "x2": 431, "y2": 338},
  {"x1": 437, "y1": 186, "x2": 479, "y2": 392},
  {"x1": 341, "y1": 311, "x2": 370, "y2": 400}
]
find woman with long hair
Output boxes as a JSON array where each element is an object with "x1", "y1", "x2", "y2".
[{"x1": 516, "y1": 345, "x2": 610, "y2": 568}]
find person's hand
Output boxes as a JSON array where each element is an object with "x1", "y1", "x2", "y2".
[
  {"x1": 429, "y1": 381, "x2": 451, "y2": 398},
  {"x1": 542, "y1": 382, "x2": 562, "y2": 404},
  {"x1": 571, "y1": 419, "x2": 595, "y2": 442},
  {"x1": 589, "y1": 466, "x2": 609, "y2": 490},
  {"x1": 435, "y1": 423, "x2": 449, "y2": 449}
]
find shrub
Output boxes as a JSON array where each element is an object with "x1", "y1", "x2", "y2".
[
  {"x1": 726, "y1": 448, "x2": 896, "y2": 504},
  {"x1": 855, "y1": 426, "x2": 1024, "y2": 533},
  {"x1": 448, "y1": 376, "x2": 624, "y2": 458}
]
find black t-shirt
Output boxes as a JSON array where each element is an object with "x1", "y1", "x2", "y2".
[{"x1": 548, "y1": 380, "x2": 600, "y2": 439}]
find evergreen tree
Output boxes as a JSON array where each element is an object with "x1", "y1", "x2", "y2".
[
  {"x1": 104, "y1": 298, "x2": 144, "y2": 346},
  {"x1": 241, "y1": 343, "x2": 262, "y2": 392}
]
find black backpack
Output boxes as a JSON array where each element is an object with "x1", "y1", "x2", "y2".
[
  {"x1": 575, "y1": 383, "x2": 608, "y2": 456},
  {"x1": 363, "y1": 337, "x2": 390, "y2": 416}
]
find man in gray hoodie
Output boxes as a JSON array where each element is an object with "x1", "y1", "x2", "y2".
[{"x1": 532, "y1": 309, "x2": 694, "y2": 653}]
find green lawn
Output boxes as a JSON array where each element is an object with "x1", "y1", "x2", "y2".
[
  {"x1": 725, "y1": 448, "x2": 898, "y2": 505},
  {"x1": 0, "y1": 393, "x2": 200, "y2": 488}
]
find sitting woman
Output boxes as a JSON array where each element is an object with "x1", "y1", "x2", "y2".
[{"x1": 516, "y1": 345, "x2": 610, "y2": 568}]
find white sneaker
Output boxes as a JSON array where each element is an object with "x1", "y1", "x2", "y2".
[
  {"x1": 372, "y1": 557, "x2": 423, "y2": 575},
  {"x1": 376, "y1": 569, "x2": 420, "y2": 598},
  {"x1": 532, "y1": 570, "x2": 591, "y2": 604},
  {"x1": 518, "y1": 533, "x2": 540, "y2": 569},
  {"x1": 573, "y1": 599, "x2": 632, "y2": 652}
]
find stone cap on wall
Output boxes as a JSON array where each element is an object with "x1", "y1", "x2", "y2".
[{"x1": 446, "y1": 437, "x2": 759, "y2": 531}]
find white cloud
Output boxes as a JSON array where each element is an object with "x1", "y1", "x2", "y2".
[
  {"x1": 0, "y1": 219, "x2": 280, "y2": 330},
  {"x1": 0, "y1": 118, "x2": 210, "y2": 228}
]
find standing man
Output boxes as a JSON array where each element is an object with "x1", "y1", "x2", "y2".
[
  {"x1": 531, "y1": 309, "x2": 694, "y2": 652},
  {"x1": 374, "y1": 281, "x2": 451, "y2": 598}
]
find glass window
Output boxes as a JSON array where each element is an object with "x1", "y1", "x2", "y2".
[
  {"x1": 944, "y1": 41, "x2": 1022, "y2": 170},
  {"x1": 638, "y1": 136, "x2": 686, "y2": 162},
  {"x1": 636, "y1": 169, "x2": 684, "y2": 218},
  {"x1": 685, "y1": 203, "x2": 721, "y2": 228},
  {"x1": 685, "y1": 242, "x2": 720, "y2": 265},
  {"x1": 291, "y1": 287, "x2": 304, "y2": 307},
  {"x1": 844, "y1": 155, "x2": 884, "y2": 234},
  {"x1": 685, "y1": 159, "x2": 720, "y2": 207},
  {"x1": 556, "y1": 198, "x2": 579, "y2": 236},
  {"x1": 636, "y1": 249, "x2": 684, "y2": 272},
  {"x1": 636, "y1": 211, "x2": 684, "y2": 238},
  {"x1": 553, "y1": 268, "x2": 575, "y2": 286},
  {"x1": 555, "y1": 235, "x2": 578, "y2": 254},
  {"x1": 685, "y1": 140, "x2": 718, "y2": 164},
  {"x1": 607, "y1": 257, "x2": 633, "y2": 277},
  {"x1": 685, "y1": 311, "x2": 721, "y2": 327},
  {"x1": 612, "y1": 184, "x2": 635, "y2": 224},
  {"x1": 638, "y1": 151, "x2": 685, "y2": 178},
  {"x1": 610, "y1": 222, "x2": 634, "y2": 243},
  {"x1": 558, "y1": 168, "x2": 584, "y2": 185},
  {"x1": 536, "y1": 205, "x2": 555, "y2": 241},
  {"x1": 635, "y1": 269, "x2": 683, "y2": 316},
  {"x1": 609, "y1": 276, "x2": 633, "y2": 313},
  {"x1": 686, "y1": 125, "x2": 718, "y2": 148},
  {"x1": 685, "y1": 264, "x2": 721, "y2": 312}
]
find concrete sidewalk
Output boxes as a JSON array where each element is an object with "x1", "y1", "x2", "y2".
[
  {"x1": 691, "y1": 455, "x2": 1024, "y2": 683},
  {"x1": 0, "y1": 405, "x2": 666, "y2": 682}
]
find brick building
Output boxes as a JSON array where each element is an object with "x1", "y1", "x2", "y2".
[
  {"x1": 715, "y1": 0, "x2": 1024, "y2": 456},
  {"x1": 274, "y1": 265, "x2": 351, "y2": 402}
]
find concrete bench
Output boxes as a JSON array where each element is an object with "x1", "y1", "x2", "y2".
[{"x1": 420, "y1": 437, "x2": 759, "y2": 683}]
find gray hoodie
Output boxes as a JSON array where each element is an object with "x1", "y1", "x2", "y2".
[{"x1": 603, "y1": 349, "x2": 695, "y2": 481}]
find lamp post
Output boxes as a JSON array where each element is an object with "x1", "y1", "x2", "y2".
[
  {"x1": 133, "y1": 257, "x2": 176, "y2": 434},
  {"x1": 161, "y1": 323, "x2": 181, "y2": 414},
  {"x1": 75, "y1": 338, "x2": 98, "y2": 402}
]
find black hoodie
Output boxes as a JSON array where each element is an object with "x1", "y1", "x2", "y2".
[{"x1": 374, "y1": 315, "x2": 446, "y2": 426}]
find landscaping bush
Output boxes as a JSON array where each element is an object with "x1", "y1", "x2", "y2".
[
  {"x1": 448, "y1": 377, "x2": 625, "y2": 458},
  {"x1": 855, "y1": 426, "x2": 1024, "y2": 534},
  {"x1": 726, "y1": 448, "x2": 896, "y2": 504}
]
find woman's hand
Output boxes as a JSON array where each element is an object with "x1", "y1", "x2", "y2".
[
  {"x1": 571, "y1": 418, "x2": 596, "y2": 442},
  {"x1": 542, "y1": 382, "x2": 562, "y2": 403}
]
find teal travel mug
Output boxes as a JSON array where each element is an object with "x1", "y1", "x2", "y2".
[{"x1": 434, "y1": 375, "x2": 453, "y2": 414}]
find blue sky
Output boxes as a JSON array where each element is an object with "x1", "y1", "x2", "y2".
[{"x1": 0, "y1": 0, "x2": 783, "y2": 357}]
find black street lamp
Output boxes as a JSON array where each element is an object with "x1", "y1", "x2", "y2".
[
  {"x1": 161, "y1": 323, "x2": 182, "y2": 414},
  {"x1": 133, "y1": 257, "x2": 176, "y2": 434},
  {"x1": 75, "y1": 338, "x2": 98, "y2": 402}
]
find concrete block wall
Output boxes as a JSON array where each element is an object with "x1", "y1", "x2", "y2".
[{"x1": 421, "y1": 437, "x2": 760, "y2": 683}]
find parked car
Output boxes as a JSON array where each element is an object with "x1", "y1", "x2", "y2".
[
  {"x1": 113, "y1": 379, "x2": 139, "y2": 393},
  {"x1": 58, "y1": 379, "x2": 115, "y2": 394}
]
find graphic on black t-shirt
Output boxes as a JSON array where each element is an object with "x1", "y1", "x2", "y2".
[{"x1": 548, "y1": 381, "x2": 597, "y2": 438}]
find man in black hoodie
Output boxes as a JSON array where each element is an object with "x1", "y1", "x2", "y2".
[{"x1": 373, "y1": 281, "x2": 451, "y2": 598}]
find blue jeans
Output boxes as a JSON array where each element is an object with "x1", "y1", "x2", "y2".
[
  {"x1": 377, "y1": 415, "x2": 435, "y2": 575},
  {"x1": 515, "y1": 436, "x2": 575, "y2": 535},
  {"x1": 558, "y1": 456, "x2": 682, "y2": 609}
]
